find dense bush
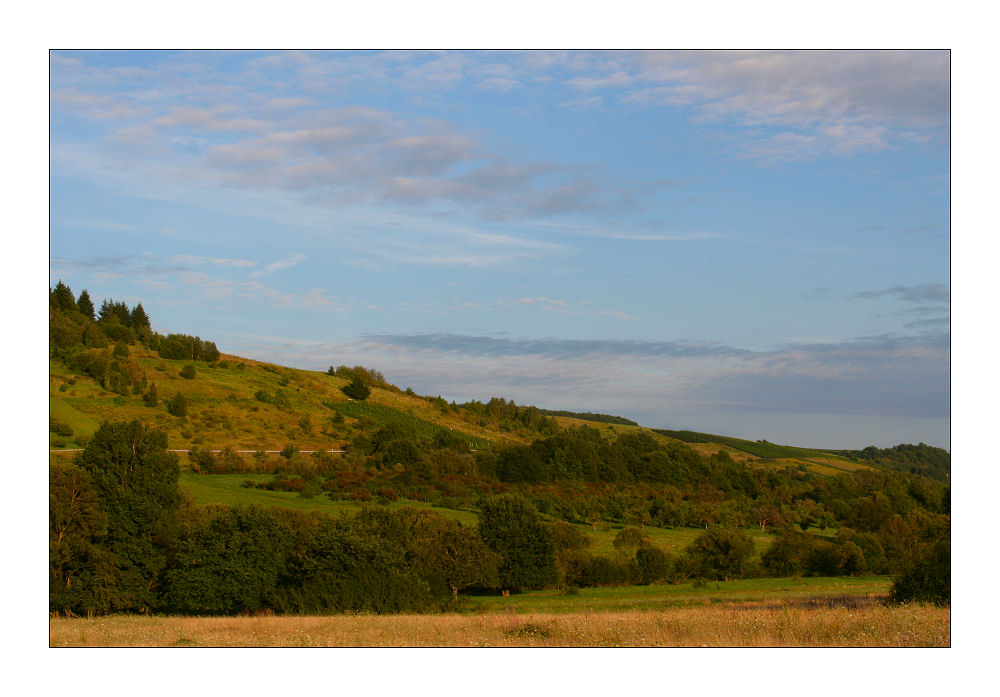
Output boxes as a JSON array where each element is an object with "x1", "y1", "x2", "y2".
[
  {"x1": 683, "y1": 526, "x2": 755, "y2": 581},
  {"x1": 341, "y1": 376, "x2": 371, "y2": 400},
  {"x1": 164, "y1": 505, "x2": 292, "y2": 614},
  {"x1": 890, "y1": 535, "x2": 950, "y2": 606},
  {"x1": 50, "y1": 417, "x2": 74, "y2": 437},
  {"x1": 558, "y1": 549, "x2": 635, "y2": 587},
  {"x1": 166, "y1": 392, "x2": 188, "y2": 417},
  {"x1": 635, "y1": 545, "x2": 675, "y2": 585}
]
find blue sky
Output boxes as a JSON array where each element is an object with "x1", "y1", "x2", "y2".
[{"x1": 49, "y1": 49, "x2": 951, "y2": 449}]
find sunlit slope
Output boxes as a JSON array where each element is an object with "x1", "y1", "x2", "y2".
[
  {"x1": 50, "y1": 343, "x2": 876, "y2": 478},
  {"x1": 654, "y1": 429, "x2": 874, "y2": 476},
  {"x1": 49, "y1": 346, "x2": 530, "y2": 451}
]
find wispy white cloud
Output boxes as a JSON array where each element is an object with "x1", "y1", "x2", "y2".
[
  {"x1": 171, "y1": 254, "x2": 257, "y2": 268},
  {"x1": 572, "y1": 50, "x2": 949, "y2": 161},
  {"x1": 254, "y1": 253, "x2": 308, "y2": 277},
  {"x1": 47, "y1": 51, "x2": 705, "y2": 233},
  {"x1": 228, "y1": 330, "x2": 947, "y2": 429},
  {"x1": 856, "y1": 283, "x2": 950, "y2": 304}
]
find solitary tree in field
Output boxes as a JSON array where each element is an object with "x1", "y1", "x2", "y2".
[{"x1": 409, "y1": 514, "x2": 500, "y2": 601}]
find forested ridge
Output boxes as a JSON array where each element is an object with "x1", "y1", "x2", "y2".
[{"x1": 49, "y1": 282, "x2": 951, "y2": 614}]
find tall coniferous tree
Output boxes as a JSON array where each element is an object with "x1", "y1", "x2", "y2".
[
  {"x1": 77, "y1": 289, "x2": 96, "y2": 320},
  {"x1": 130, "y1": 303, "x2": 150, "y2": 330},
  {"x1": 51, "y1": 280, "x2": 76, "y2": 312}
]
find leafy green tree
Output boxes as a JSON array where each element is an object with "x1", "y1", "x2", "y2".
[
  {"x1": 635, "y1": 544, "x2": 674, "y2": 585},
  {"x1": 49, "y1": 462, "x2": 119, "y2": 615},
  {"x1": 761, "y1": 532, "x2": 812, "y2": 577},
  {"x1": 49, "y1": 310, "x2": 86, "y2": 350},
  {"x1": 550, "y1": 520, "x2": 592, "y2": 552},
  {"x1": 282, "y1": 518, "x2": 430, "y2": 613},
  {"x1": 612, "y1": 525, "x2": 648, "y2": 554},
  {"x1": 76, "y1": 289, "x2": 96, "y2": 320},
  {"x1": 73, "y1": 420, "x2": 181, "y2": 611},
  {"x1": 180, "y1": 364, "x2": 196, "y2": 379},
  {"x1": 684, "y1": 526, "x2": 755, "y2": 581},
  {"x1": 79, "y1": 322, "x2": 108, "y2": 349},
  {"x1": 164, "y1": 505, "x2": 292, "y2": 614},
  {"x1": 478, "y1": 493, "x2": 558, "y2": 592},
  {"x1": 407, "y1": 512, "x2": 500, "y2": 600},
  {"x1": 890, "y1": 535, "x2": 950, "y2": 605}
]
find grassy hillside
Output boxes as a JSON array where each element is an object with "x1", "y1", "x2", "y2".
[
  {"x1": 50, "y1": 341, "x2": 886, "y2": 488},
  {"x1": 654, "y1": 428, "x2": 873, "y2": 476},
  {"x1": 49, "y1": 346, "x2": 535, "y2": 452}
]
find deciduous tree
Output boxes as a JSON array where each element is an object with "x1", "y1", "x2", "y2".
[
  {"x1": 478, "y1": 493, "x2": 558, "y2": 592},
  {"x1": 73, "y1": 420, "x2": 181, "y2": 611}
]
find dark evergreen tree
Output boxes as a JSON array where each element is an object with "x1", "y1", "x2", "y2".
[
  {"x1": 129, "y1": 303, "x2": 150, "y2": 330},
  {"x1": 50, "y1": 280, "x2": 76, "y2": 312},
  {"x1": 143, "y1": 382, "x2": 159, "y2": 407},
  {"x1": 167, "y1": 392, "x2": 188, "y2": 417},
  {"x1": 76, "y1": 289, "x2": 96, "y2": 320},
  {"x1": 341, "y1": 376, "x2": 371, "y2": 400}
]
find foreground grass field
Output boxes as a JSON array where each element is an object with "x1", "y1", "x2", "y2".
[{"x1": 49, "y1": 602, "x2": 948, "y2": 647}]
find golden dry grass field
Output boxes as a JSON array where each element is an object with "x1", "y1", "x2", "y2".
[{"x1": 49, "y1": 603, "x2": 948, "y2": 647}]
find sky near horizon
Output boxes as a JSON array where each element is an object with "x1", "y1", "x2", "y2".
[{"x1": 49, "y1": 49, "x2": 951, "y2": 449}]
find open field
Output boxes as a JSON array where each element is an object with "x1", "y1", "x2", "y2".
[
  {"x1": 49, "y1": 601, "x2": 948, "y2": 647},
  {"x1": 178, "y1": 472, "x2": 481, "y2": 525},
  {"x1": 465, "y1": 576, "x2": 893, "y2": 614}
]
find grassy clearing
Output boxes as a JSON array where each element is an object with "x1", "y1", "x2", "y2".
[
  {"x1": 465, "y1": 576, "x2": 892, "y2": 614},
  {"x1": 49, "y1": 600, "x2": 947, "y2": 647},
  {"x1": 178, "y1": 472, "x2": 782, "y2": 557},
  {"x1": 327, "y1": 399, "x2": 490, "y2": 448},
  {"x1": 583, "y1": 522, "x2": 775, "y2": 558},
  {"x1": 178, "y1": 472, "x2": 480, "y2": 526}
]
